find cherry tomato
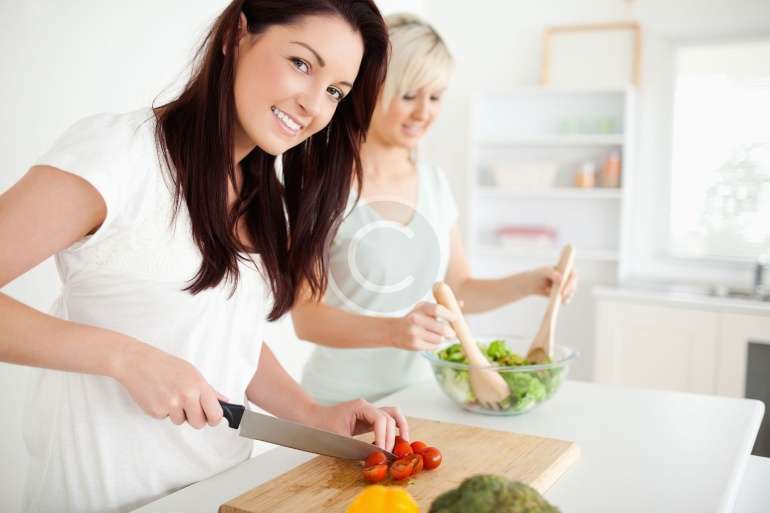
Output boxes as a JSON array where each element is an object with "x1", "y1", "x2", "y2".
[
  {"x1": 421, "y1": 447, "x2": 442, "y2": 470},
  {"x1": 405, "y1": 453, "x2": 424, "y2": 474},
  {"x1": 365, "y1": 451, "x2": 388, "y2": 467},
  {"x1": 389, "y1": 457, "x2": 415, "y2": 481},
  {"x1": 410, "y1": 441, "x2": 428, "y2": 454},
  {"x1": 393, "y1": 440, "x2": 413, "y2": 459},
  {"x1": 395, "y1": 435, "x2": 408, "y2": 444},
  {"x1": 362, "y1": 464, "x2": 388, "y2": 483}
]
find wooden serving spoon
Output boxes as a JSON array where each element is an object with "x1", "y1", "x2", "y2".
[
  {"x1": 433, "y1": 282, "x2": 510, "y2": 410},
  {"x1": 526, "y1": 244, "x2": 575, "y2": 364}
]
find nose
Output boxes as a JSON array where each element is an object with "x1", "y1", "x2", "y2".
[
  {"x1": 412, "y1": 97, "x2": 430, "y2": 121},
  {"x1": 298, "y1": 87, "x2": 324, "y2": 119}
]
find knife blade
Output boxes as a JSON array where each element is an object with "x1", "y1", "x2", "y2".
[{"x1": 218, "y1": 401, "x2": 396, "y2": 461}]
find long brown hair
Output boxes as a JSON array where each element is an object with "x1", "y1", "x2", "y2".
[{"x1": 155, "y1": 0, "x2": 388, "y2": 320}]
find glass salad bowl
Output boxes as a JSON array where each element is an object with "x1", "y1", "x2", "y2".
[{"x1": 422, "y1": 336, "x2": 578, "y2": 416}]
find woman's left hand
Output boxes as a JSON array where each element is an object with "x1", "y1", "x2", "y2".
[
  {"x1": 526, "y1": 266, "x2": 578, "y2": 303},
  {"x1": 306, "y1": 399, "x2": 409, "y2": 452}
]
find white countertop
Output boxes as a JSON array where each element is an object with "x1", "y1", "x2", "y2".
[
  {"x1": 594, "y1": 284, "x2": 770, "y2": 315},
  {"x1": 132, "y1": 380, "x2": 765, "y2": 513},
  {"x1": 733, "y1": 455, "x2": 770, "y2": 513}
]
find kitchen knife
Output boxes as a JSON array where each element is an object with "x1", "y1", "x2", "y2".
[{"x1": 218, "y1": 401, "x2": 396, "y2": 461}]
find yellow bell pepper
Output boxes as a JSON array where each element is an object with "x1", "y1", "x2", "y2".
[{"x1": 346, "y1": 485, "x2": 419, "y2": 513}]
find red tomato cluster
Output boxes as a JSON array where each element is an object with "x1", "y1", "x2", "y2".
[{"x1": 362, "y1": 436, "x2": 443, "y2": 483}]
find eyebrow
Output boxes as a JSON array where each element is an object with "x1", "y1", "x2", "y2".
[{"x1": 290, "y1": 41, "x2": 354, "y2": 89}]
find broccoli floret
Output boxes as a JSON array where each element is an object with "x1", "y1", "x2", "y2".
[{"x1": 429, "y1": 475, "x2": 560, "y2": 513}]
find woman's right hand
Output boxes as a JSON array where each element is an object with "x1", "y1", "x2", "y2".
[
  {"x1": 387, "y1": 301, "x2": 457, "y2": 351},
  {"x1": 110, "y1": 340, "x2": 225, "y2": 429}
]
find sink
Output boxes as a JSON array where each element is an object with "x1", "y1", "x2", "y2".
[
  {"x1": 619, "y1": 281, "x2": 770, "y2": 303},
  {"x1": 708, "y1": 286, "x2": 770, "y2": 302}
]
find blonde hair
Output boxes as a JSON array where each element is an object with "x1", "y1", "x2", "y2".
[{"x1": 380, "y1": 13, "x2": 454, "y2": 108}]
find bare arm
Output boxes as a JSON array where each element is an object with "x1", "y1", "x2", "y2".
[
  {"x1": 0, "y1": 165, "x2": 122, "y2": 373},
  {"x1": 0, "y1": 166, "x2": 225, "y2": 428},
  {"x1": 245, "y1": 342, "x2": 410, "y2": 450},
  {"x1": 245, "y1": 342, "x2": 317, "y2": 422},
  {"x1": 291, "y1": 298, "x2": 396, "y2": 349},
  {"x1": 444, "y1": 226, "x2": 577, "y2": 314},
  {"x1": 291, "y1": 290, "x2": 456, "y2": 352}
]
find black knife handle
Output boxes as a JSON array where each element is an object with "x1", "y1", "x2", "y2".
[{"x1": 219, "y1": 401, "x2": 245, "y2": 429}]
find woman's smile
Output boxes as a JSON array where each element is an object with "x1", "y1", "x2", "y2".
[
  {"x1": 402, "y1": 123, "x2": 425, "y2": 137},
  {"x1": 271, "y1": 105, "x2": 304, "y2": 136}
]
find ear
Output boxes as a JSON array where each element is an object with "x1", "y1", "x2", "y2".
[
  {"x1": 237, "y1": 12, "x2": 248, "y2": 39},
  {"x1": 223, "y1": 12, "x2": 249, "y2": 56}
]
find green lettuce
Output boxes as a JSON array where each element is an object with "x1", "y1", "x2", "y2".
[{"x1": 434, "y1": 340, "x2": 561, "y2": 413}]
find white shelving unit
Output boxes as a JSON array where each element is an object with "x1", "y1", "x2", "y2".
[
  {"x1": 475, "y1": 134, "x2": 626, "y2": 146},
  {"x1": 475, "y1": 245, "x2": 620, "y2": 262},
  {"x1": 477, "y1": 186, "x2": 623, "y2": 200},
  {"x1": 465, "y1": 87, "x2": 636, "y2": 381}
]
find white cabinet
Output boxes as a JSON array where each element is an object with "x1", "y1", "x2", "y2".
[
  {"x1": 594, "y1": 293, "x2": 770, "y2": 396},
  {"x1": 595, "y1": 301, "x2": 719, "y2": 393}
]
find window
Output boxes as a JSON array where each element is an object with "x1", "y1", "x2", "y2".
[{"x1": 669, "y1": 40, "x2": 770, "y2": 261}]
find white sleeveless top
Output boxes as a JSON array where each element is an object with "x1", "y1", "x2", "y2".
[
  {"x1": 22, "y1": 109, "x2": 270, "y2": 513},
  {"x1": 301, "y1": 162, "x2": 458, "y2": 403}
]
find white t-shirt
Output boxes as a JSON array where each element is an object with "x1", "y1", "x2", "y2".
[
  {"x1": 301, "y1": 162, "x2": 458, "y2": 403},
  {"x1": 22, "y1": 109, "x2": 270, "y2": 513}
]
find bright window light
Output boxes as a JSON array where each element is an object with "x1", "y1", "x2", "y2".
[{"x1": 669, "y1": 40, "x2": 770, "y2": 261}]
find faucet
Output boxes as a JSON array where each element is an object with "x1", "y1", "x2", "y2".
[{"x1": 755, "y1": 254, "x2": 769, "y2": 297}]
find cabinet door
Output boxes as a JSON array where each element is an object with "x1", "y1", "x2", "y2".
[
  {"x1": 716, "y1": 313, "x2": 770, "y2": 398},
  {"x1": 595, "y1": 301, "x2": 719, "y2": 393}
]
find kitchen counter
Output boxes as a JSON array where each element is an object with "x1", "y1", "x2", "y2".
[
  {"x1": 594, "y1": 284, "x2": 770, "y2": 315},
  {"x1": 132, "y1": 380, "x2": 764, "y2": 513},
  {"x1": 732, "y1": 455, "x2": 770, "y2": 513}
]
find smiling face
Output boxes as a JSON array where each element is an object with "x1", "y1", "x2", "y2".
[
  {"x1": 232, "y1": 14, "x2": 364, "y2": 157},
  {"x1": 368, "y1": 83, "x2": 446, "y2": 149}
]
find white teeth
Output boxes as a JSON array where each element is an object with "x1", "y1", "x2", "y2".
[{"x1": 271, "y1": 106, "x2": 301, "y2": 133}]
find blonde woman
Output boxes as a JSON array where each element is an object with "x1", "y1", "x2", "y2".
[{"x1": 292, "y1": 14, "x2": 577, "y2": 404}]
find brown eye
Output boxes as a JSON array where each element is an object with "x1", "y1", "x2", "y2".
[{"x1": 327, "y1": 86, "x2": 344, "y2": 102}]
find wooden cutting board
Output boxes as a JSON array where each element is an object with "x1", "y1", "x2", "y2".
[{"x1": 220, "y1": 417, "x2": 579, "y2": 513}]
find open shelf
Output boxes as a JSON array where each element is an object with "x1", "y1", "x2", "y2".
[
  {"x1": 477, "y1": 186, "x2": 623, "y2": 200},
  {"x1": 468, "y1": 87, "x2": 635, "y2": 281},
  {"x1": 475, "y1": 245, "x2": 620, "y2": 262},
  {"x1": 474, "y1": 134, "x2": 624, "y2": 147}
]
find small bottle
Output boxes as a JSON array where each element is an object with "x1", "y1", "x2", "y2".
[
  {"x1": 575, "y1": 162, "x2": 596, "y2": 188},
  {"x1": 600, "y1": 151, "x2": 621, "y2": 188}
]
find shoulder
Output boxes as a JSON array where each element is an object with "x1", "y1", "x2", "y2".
[
  {"x1": 33, "y1": 109, "x2": 163, "y2": 245},
  {"x1": 48, "y1": 109, "x2": 156, "y2": 156},
  {"x1": 417, "y1": 160, "x2": 453, "y2": 196},
  {"x1": 416, "y1": 160, "x2": 458, "y2": 222},
  {"x1": 35, "y1": 108, "x2": 160, "y2": 198},
  {"x1": 39, "y1": 109, "x2": 155, "y2": 167}
]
